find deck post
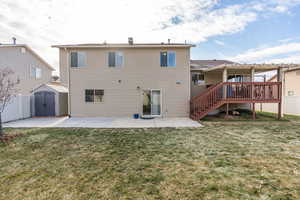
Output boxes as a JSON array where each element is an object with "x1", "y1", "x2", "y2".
[
  {"x1": 252, "y1": 103, "x2": 256, "y2": 120},
  {"x1": 250, "y1": 67, "x2": 255, "y2": 99},
  {"x1": 222, "y1": 67, "x2": 227, "y2": 100},
  {"x1": 277, "y1": 68, "x2": 284, "y2": 118},
  {"x1": 226, "y1": 103, "x2": 229, "y2": 116}
]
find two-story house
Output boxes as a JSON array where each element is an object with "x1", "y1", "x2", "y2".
[
  {"x1": 53, "y1": 41, "x2": 194, "y2": 118},
  {"x1": 0, "y1": 44, "x2": 54, "y2": 95}
]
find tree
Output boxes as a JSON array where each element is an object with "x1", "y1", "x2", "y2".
[{"x1": 0, "y1": 68, "x2": 19, "y2": 137}]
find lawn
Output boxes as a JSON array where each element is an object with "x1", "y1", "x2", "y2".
[{"x1": 1, "y1": 120, "x2": 300, "y2": 199}]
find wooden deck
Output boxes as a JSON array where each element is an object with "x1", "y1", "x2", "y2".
[{"x1": 190, "y1": 82, "x2": 282, "y2": 120}]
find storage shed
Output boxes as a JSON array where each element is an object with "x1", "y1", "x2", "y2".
[{"x1": 31, "y1": 83, "x2": 68, "y2": 116}]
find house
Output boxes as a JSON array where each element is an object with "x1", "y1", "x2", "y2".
[
  {"x1": 0, "y1": 39, "x2": 56, "y2": 122},
  {"x1": 256, "y1": 67, "x2": 300, "y2": 116},
  {"x1": 0, "y1": 43, "x2": 54, "y2": 95},
  {"x1": 53, "y1": 40, "x2": 194, "y2": 118}
]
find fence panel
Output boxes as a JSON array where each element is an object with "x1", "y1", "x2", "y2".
[{"x1": 2, "y1": 95, "x2": 31, "y2": 123}]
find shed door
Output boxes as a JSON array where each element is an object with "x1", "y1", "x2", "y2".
[{"x1": 34, "y1": 91, "x2": 55, "y2": 116}]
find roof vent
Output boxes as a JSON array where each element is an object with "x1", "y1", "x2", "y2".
[
  {"x1": 128, "y1": 37, "x2": 133, "y2": 45},
  {"x1": 12, "y1": 37, "x2": 16, "y2": 45}
]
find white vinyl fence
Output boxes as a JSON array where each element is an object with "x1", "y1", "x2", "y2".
[
  {"x1": 2, "y1": 95, "x2": 31, "y2": 123},
  {"x1": 256, "y1": 96, "x2": 300, "y2": 116}
]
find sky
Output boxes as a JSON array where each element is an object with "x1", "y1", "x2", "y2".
[{"x1": 1, "y1": 0, "x2": 300, "y2": 75}]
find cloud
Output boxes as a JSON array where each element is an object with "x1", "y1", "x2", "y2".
[
  {"x1": 214, "y1": 40, "x2": 225, "y2": 46},
  {"x1": 229, "y1": 43, "x2": 300, "y2": 63},
  {"x1": 266, "y1": 55, "x2": 300, "y2": 64},
  {"x1": 0, "y1": 0, "x2": 300, "y2": 73}
]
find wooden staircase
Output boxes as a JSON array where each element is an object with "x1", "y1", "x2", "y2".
[
  {"x1": 190, "y1": 82, "x2": 282, "y2": 121},
  {"x1": 190, "y1": 82, "x2": 225, "y2": 120}
]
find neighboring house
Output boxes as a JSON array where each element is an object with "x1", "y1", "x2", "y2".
[
  {"x1": 257, "y1": 67, "x2": 300, "y2": 116},
  {"x1": 0, "y1": 41, "x2": 55, "y2": 122},
  {"x1": 0, "y1": 44, "x2": 54, "y2": 95},
  {"x1": 53, "y1": 41, "x2": 194, "y2": 118}
]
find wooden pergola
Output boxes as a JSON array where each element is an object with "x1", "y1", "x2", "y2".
[{"x1": 190, "y1": 64, "x2": 300, "y2": 120}]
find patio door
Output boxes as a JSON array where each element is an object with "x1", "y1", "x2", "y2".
[{"x1": 142, "y1": 89, "x2": 161, "y2": 116}]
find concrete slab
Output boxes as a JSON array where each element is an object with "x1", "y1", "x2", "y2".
[{"x1": 4, "y1": 117, "x2": 202, "y2": 128}]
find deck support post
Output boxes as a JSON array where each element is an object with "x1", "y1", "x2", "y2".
[
  {"x1": 252, "y1": 103, "x2": 256, "y2": 120},
  {"x1": 222, "y1": 67, "x2": 228, "y2": 100},
  {"x1": 277, "y1": 68, "x2": 284, "y2": 119},
  {"x1": 226, "y1": 103, "x2": 229, "y2": 116}
]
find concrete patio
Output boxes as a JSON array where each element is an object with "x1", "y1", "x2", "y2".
[{"x1": 4, "y1": 117, "x2": 202, "y2": 128}]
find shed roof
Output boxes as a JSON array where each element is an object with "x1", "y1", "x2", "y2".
[{"x1": 32, "y1": 82, "x2": 68, "y2": 93}]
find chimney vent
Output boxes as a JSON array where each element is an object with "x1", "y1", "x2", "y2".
[
  {"x1": 128, "y1": 37, "x2": 133, "y2": 45},
  {"x1": 168, "y1": 39, "x2": 171, "y2": 44},
  {"x1": 12, "y1": 37, "x2": 16, "y2": 45}
]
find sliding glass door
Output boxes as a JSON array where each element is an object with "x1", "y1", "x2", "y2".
[{"x1": 143, "y1": 89, "x2": 161, "y2": 116}]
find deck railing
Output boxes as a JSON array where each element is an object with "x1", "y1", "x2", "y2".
[{"x1": 190, "y1": 82, "x2": 282, "y2": 120}]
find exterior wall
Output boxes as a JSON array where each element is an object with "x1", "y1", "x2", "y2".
[
  {"x1": 60, "y1": 47, "x2": 190, "y2": 117},
  {"x1": 59, "y1": 93, "x2": 68, "y2": 116},
  {"x1": 0, "y1": 46, "x2": 52, "y2": 95},
  {"x1": 256, "y1": 69, "x2": 300, "y2": 115},
  {"x1": 284, "y1": 70, "x2": 300, "y2": 96}
]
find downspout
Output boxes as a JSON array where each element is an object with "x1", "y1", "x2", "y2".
[{"x1": 66, "y1": 48, "x2": 71, "y2": 117}]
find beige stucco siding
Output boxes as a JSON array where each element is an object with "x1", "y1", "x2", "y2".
[
  {"x1": 61, "y1": 47, "x2": 190, "y2": 117},
  {"x1": 0, "y1": 46, "x2": 52, "y2": 95}
]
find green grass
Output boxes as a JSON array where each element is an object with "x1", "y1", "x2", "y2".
[
  {"x1": 203, "y1": 110, "x2": 300, "y2": 122},
  {"x1": 1, "y1": 121, "x2": 300, "y2": 199}
]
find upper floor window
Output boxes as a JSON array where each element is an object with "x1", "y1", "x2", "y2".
[
  {"x1": 85, "y1": 89, "x2": 104, "y2": 103},
  {"x1": 108, "y1": 52, "x2": 123, "y2": 67},
  {"x1": 71, "y1": 52, "x2": 86, "y2": 68},
  {"x1": 30, "y1": 67, "x2": 42, "y2": 79},
  {"x1": 160, "y1": 51, "x2": 176, "y2": 67}
]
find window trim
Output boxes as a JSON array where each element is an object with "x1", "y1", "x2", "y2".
[
  {"x1": 108, "y1": 51, "x2": 124, "y2": 68},
  {"x1": 160, "y1": 51, "x2": 176, "y2": 67},
  {"x1": 85, "y1": 89, "x2": 104, "y2": 103},
  {"x1": 30, "y1": 66, "x2": 42, "y2": 79},
  {"x1": 70, "y1": 51, "x2": 87, "y2": 68}
]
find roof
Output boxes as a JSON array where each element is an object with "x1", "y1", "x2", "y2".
[
  {"x1": 32, "y1": 82, "x2": 68, "y2": 93},
  {"x1": 204, "y1": 63, "x2": 297, "y2": 72},
  {"x1": 0, "y1": 44, "x2": 55, "y2": 71},
  {"x1": 191, "y1": 60, "x2": 236, "y2": 71},
  {"x1": 52, "y1": 43, "x2": 195, "y2": 48}
]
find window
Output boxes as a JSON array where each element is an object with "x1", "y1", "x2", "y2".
[
  {"x1": 30, "y1": 67, "x2": 42, "y2": 79},
  {"x1": 85, "y1": 89, "x2": 104, "y2": 103},
  {"x1": 227, "y1": 75, "x2": 250, "y2": 82},
  {"x1": 288, "y1": 91, "x2": 295, "y2": 96},
  {"x1": 192, "y1": 73, "x2": 204, "y2": 85},
  {"x1": 71, "y1": 52, "x2": 86, "y2": 68},
  {"x1": 160, "y1": 51, "x2": 176, "y2": 67},
  {"x1": 108, "y1": 52, "x2": 123, "y2": 67}
]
